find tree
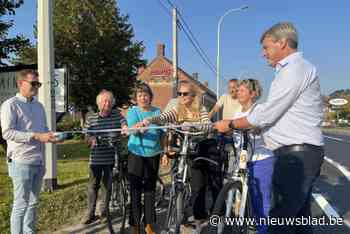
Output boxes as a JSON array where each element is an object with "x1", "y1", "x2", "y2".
[
  {"x1": 14, "y1": 0, "x2": 146, "y2": 120},
  {"x1": 0, "y1": 0, "x2": 29, "y2": 66}
]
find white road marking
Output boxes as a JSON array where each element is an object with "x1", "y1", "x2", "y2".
[
  {"x1": 312, "y1": 193, "x2": 350, "y2": 228},
  {"x1": 324, "y1": 156, "x2": 350, "y2": 182},
  {"x1": 324, "y1": 135, "x2": 350, "y2": 143}
]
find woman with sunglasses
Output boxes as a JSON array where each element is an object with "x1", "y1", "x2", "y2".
[
  {"x1": 234, "y1": 79, "x2": 275, "y2": 234},
  {"x1": 142, "y1": 80, "x2": 222, "y2": 232}
]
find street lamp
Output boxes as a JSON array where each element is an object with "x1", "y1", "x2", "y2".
[{"x1": 216, "y1": 5, "x2": 248, "y2": 99}]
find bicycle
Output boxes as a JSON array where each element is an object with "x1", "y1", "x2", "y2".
[
  {"x1": 91, "y1": 135, "x2": 128, "y2": 234},
  {"x1": 161, "y1": 124, "x2": 215, "y2": 234},
  {"x1": 210, "y1": 130, "x2": 255, "y2": 234},
  {"x1": 108, "y1": 139, "x2": 166, "y2": 234}
]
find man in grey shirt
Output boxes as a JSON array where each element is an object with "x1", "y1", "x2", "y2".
[
  {"x1": 215, "y1": 22, "x2": 324, "y2": 234},
  {"x1": 0, "y1": 69, "x2": 56, "y2": 234}
]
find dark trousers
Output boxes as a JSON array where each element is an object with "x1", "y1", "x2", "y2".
[
  {"x1": 188, "y1": 164, "x2": 223, "y2": 220},
  {"x1": 268, "y1": 145, "x2": 324, "y2": 234},
  {"x1": 128, "y1": 152, "x2": 160, "y2": 226},
  {"x1": 87, "y1": 164, "x2": 113, "y2": 217},
  {"x1": 186, "y1": 138, "x2": 224, "y2": 220}
]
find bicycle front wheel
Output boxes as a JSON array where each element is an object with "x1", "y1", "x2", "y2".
[
  {"x1": 210, "y1": 181, "x2": 253, "y2": 234},
  {"x1": 111, "y1": 177, "x2": 128, "y2": 234}
]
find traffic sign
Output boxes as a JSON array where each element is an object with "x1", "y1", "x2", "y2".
[{"x1": 329, "y1": 98, "x2": 348, "y2": 106}]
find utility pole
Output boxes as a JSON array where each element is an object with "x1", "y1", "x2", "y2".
[
  {"x1": 172, "y1": 7, "x2": 178, "y2": 98},
  {"x1": 38, "y1": 0, "x2": 57, "y2": 191}
]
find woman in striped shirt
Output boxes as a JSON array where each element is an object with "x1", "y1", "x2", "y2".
[{"x1": 142, "y1": 80, "x2": 221, "y2": 231}]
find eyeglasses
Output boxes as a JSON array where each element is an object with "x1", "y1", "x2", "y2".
[
  {"x1": 177, "y1": 92, "x2": 190, "y2": 97},
  {"x1": 248, "y1": 79, "x2": 256, "y2": 91},
  {"x1": 22, "y1": 80, "x2": 42, "y2": 88}
]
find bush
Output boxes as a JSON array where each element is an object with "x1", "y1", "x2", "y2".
[
  {"x1": 57, "y1": 114, "x2": 83, "y2": 140},
  {"x1": 338, "y1": 122, "x2": 350, "y2": 128}
]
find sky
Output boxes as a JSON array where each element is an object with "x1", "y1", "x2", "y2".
[{"x1": 4, "y1": 0, "x2": 350, "y2": 98}]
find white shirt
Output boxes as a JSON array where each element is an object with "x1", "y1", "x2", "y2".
[
  {"x1": 0, "y1": 94, "x2": 48, "y2": 165},
  {"x1": 233, "y1": 108, "x2": 273, "y2": 162},
  {"x1": 216, "y1": 94, "x2": 241, "y2": 120},
  {"x1": 247, "y1": 52, "x2": 324, "y2": 150}
]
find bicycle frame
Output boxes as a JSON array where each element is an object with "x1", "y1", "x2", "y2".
[
  {"x1": 163, "y1": 126, "x2": 207, "y2": 233},
  {"x1": 225, "y1": 130, "x2": 252, "y2": 218}
]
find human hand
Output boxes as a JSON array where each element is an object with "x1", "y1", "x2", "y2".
[
  {"x1": 34, "y1": 132, "x2": 56, "y2": 143},
  {"x1": 213, "y1": 120, "x2": 231, "y2": 133},
  {"x1": 133, "y1": 122, "x2": 147, "y2": 134},
  {"x1": 161, "y1": 154, "x2": 169, "y2": 167},
  {"x1": 121, "y1": 125, "x2": 128, "y2": 136},
  {"x1": 87, "y1": 136, "x2": 97, "y2": 149},
  {"x1": 142, "y1": 119, "x2": 150, "y2": 127}
]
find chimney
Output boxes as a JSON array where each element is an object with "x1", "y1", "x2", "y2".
[
  {"x1": 157, "y1": 43, "x2": 165, "y2": 57},
  {"x1": 192, "y1": 72, "x2": 199, "y2": 80},
  {"x1": 204, "y1": 81, "x2": 209, "y2": 87}
]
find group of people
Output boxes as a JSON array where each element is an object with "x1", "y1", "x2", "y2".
[{"x1": 0, "y1": 21, "x2": 324, "y2": 234}]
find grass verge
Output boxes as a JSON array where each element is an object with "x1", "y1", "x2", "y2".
[
  {"x1": 322, "y1": 127, "x2": 350, "y2": 135},
  {"x1": 0, "y1": 140, "x2": 90, "y2": 234}
]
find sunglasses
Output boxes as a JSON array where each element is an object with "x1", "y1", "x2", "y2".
[
  {"x1": 177, "y1": 92, "x2": 190, "y2": 97},
  {"x1": 22, "y1": 80, "x2": 42, "y2": 88},
  {"x1": 248, "y1": 79, "x2": 256, "y2": 91}
]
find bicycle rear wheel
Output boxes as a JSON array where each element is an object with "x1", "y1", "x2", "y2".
[{"x1": 210, "y1": 181, "x2": 253, "y2": 234}]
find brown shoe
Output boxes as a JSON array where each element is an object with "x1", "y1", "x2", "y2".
[
  {"x1": 81, "y1": 214, "x2": 97, "y2": 225},
  {"x1": 130, "y1": 225, "x2": 140, "y2": 234},
  {"x1": 145, "y1": 224, "x2": 155, "y2": 234}
]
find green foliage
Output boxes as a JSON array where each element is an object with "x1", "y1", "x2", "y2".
[
  {"x1": 328, "y1": 89, "x2": 350, "y2": 122},
  {"x1": 0, "y1": 0, "x2": 30, "y2": 66},
  {"x1": 14, "y1": 0, "x2": 146, "y2": 114},
  {"x1": 56, "y1": 114, "x2": 83, "y2": 139},
  {"x1": 57, "y1": 114, "x2": 81, "y2": 131}
]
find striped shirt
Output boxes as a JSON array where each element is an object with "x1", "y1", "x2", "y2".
[
  {"x1": 148, "y1": 106, "x2": 211, "y2": 132},
  {"x1": 85, "y1": 109, "x2": 126, "y2": 165}
]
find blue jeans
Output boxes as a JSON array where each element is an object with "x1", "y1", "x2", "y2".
[{"x1": 8, "y1": 162, "x2": 45, "y2": 234}]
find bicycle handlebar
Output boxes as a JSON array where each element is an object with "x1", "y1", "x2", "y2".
[{"x1": 166, "y1": 124, "x2": 210, "y2": 136}]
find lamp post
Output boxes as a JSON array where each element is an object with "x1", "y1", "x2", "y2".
[{"x1": 216, "y1": 5, "x2": 248, "y2": 99}]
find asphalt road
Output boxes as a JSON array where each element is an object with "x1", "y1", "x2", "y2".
[{"x1": 56, "y1": 132, "x2": 350, "y2": 234}]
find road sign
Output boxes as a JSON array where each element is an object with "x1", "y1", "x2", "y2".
[
  {"x1": 329, "y1": 98, "x2": 348, "y2": 106},
  {"x1": 0, "y1": 68, "x2": 67, "y2": 112}
]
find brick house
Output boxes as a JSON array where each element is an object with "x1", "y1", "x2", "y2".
[{"x1": 137, "y1": 43, "x2": 217, "y2": 111}]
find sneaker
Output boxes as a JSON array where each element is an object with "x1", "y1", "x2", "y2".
[
  {"x1": 81, "y1": 214, "x2": 97, "y2": 225},
  {"x1": 193, "y1": 219, "x2": 207, "y2": 234}
]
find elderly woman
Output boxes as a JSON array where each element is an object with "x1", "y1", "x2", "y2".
[
  {"x1": 142, "y1": 80, "x2": 220, "y2": 231},
  {"x1": 126, "y1": 83, "x2": 163, "y2": 234},
  {"x1": 234, "y1": 79, "x2": 275, "y2": 234}
]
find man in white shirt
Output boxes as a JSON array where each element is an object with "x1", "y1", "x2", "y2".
[
  {"x1": 209, "y1": 79, "x2": 241, "y2": 120},
  {"x1": 215, "y1": 22, "x2": 324, "y2": 234},
  {"x1": 1, "y1": 69, "x2": 57, "y2": 234}
]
